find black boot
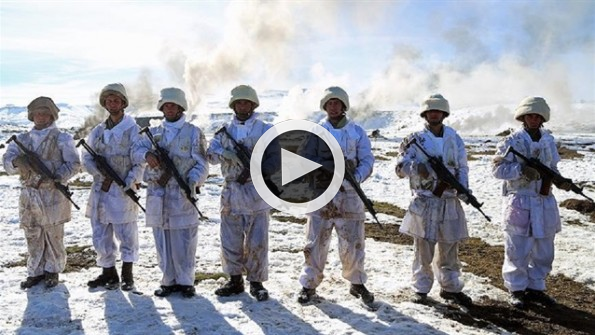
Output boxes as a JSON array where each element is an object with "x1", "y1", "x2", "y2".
[
  {"x1": 180, "y1": 285, "x2": 196, "y2": 298},
  {"x1": 44, "y1": 272, "x2": 59, "y2": 288},
  {"x1": 297, "y1": 287, "x2": 316, "y2": 304},
  {"x1": 214, "y1": 275, "x2": 244, "y2": 296},
  {"x1": 88, "y1": 266, "x2": 120, "y2": 290},
  {"x1": 249, "y1": 282, "x2": 269, "y2": 301},
  {"x1": 350, "y1": 284, "x2": 375, "y2": 304},
  {"x1": 20, "y1": 275, "x2": 45, "y2": 289},
  {"x1": 525, "y1": 288, "x2": 556, "y2": 306},
  {"x1": 121, "y1": 262, "x2": 134, "y2": 291},
  {"x1": 440, "y1": 289, "x2": 473, "y2": 306},
  {"x1": 154, "y1": 285, "x2": 179, "y2": 297},
  {"x1": 510, "y1": 290, "x2": 527, "y2": 309}
]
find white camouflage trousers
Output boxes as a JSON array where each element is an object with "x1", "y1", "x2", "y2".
[
  {"x1": 411, "y1": 237, "x2": 464, "y2": 294},
  {"x1": 153, "y1": 227, "x2": 198, "y2": 286},
  {"x1": 24, "y1": 224, "x2": 66, "y2": 276},
  {"x1": 299, "y1": 216, "x2": 367, "y2": 289},
  {"x1": 91, "y1": 218, "x2": 139, "y2": 268},
  {"x1": 503, "y1": 232, "x2": 555, "y2": 292},
  {"x1": 220, "y1": 212, "x2": 269, "y2": 282}
]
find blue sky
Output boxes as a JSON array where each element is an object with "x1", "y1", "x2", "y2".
[{"x1": 1, "y1": 0, "x2": 593, "y2": 111}]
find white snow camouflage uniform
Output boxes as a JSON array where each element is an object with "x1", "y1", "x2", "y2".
[
  {"x1": 133, "y1": 114, "x2": 209, "y2": 286},
  {"x1": 207, "y1": 113, "x2": 279, "y2": 282},
  {"x1": 492, "y1": 127, "x2": 562, "y2": 292},
  {"x1": 3, "y1": 123, "x2": 81, "y2": 277},
  {"x1": 297, "y1": 117, "x2": 374, "y2": 289},
  {"x1": 395, "y1": 125, "x2": 469, "y2": 294},
  {"x1": 82, "y1": 114, "x2": 144, "y2": 268}
]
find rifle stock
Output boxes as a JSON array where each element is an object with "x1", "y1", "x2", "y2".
[
  {"x1": 139, "y1": 127, "x2": 205, "y2": 218},
  {"x1": 504, "y1": 146, "x2": 594, "y2": 203},
  {"x1": 406, "y1": 137, "x2": 491, "y2": 222},
  {"x1": 7, "y1": 135, "x2": 80, "y2": 210},
  {"x1": 76, "y1": 139, "x2": 145, "y2": 212}
]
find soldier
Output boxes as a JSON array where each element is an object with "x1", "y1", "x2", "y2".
[
  {"x1": 133, "y1": 87, "x2": 209, "y2": 298},
  {"x1": 207, "y1": 85, "x2": 280, "y2": 301},
  {"x1": 83, "y1": 83, "x2": 144, "y2": 291},
  {"x1": 395, "y1": 94, "x2": 473, "y2": 306},
  {"x1": 296, "y1": 86, "x2": 375, "y2": 305},
  {"x1": 2, "y1": 96, "x2": 81, "y2": 289},
  {"x1": 492, "y1": 96, "x2": 570, "y2": 308}
]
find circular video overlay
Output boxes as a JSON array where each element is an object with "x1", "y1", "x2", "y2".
[{"x1": 250, "y1": 119, "x2": 345, "y2": 215}]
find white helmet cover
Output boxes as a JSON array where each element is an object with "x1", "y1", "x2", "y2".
[{"x1": 157, "y1": 87, "x2": 188, "y2": 112}]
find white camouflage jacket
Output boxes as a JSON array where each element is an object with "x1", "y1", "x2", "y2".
[
  {"x1": 207, "y1": 113, "x2": 279, "y2": 215},
  {"x1": 132, "y1": 115, "x2": 209, "y2": 229},
  {"x1": 492, "y1": 127, "x2": 562, "y2": 237},
  {"x1": 82, "y1": 114, "x2": 144, "y2": 223},
  {"x1": 3, "y1": 123, "x2": 81, "y2": 227}
]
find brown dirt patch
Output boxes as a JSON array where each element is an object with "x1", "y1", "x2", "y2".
[{"x1": 365, "y1": 221, "x2": 595, "y2": 335}]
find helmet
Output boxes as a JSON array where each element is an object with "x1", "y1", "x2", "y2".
[
  {"x1": 157, "y1": 87, "x2": 188, "y2": 112},
  {"x1": 27, "y1": 96, "x2": 59, "y2": 121},
  {"x1": 228, "y1": 85, "x2": 259, "y2": 109},
  {"x1": 320, "y1": 86, "x2": 350, "y2": 111},
  {"x1": 420, "y1": 94, "x2": 450, "y2": 117},
  {"x1": 514, "y1": 96, "x2": 550, "y2": 122},
  {"x1": 99, "y1": 83, "x2": 129, "y2": 109}
]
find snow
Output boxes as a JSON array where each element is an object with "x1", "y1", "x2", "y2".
[{"x1": 0, "y1": 93, "x2": 594, "y2": 335}]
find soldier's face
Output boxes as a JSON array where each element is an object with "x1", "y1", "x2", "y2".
[
  {"x1": 523, "y1": 113, "x2": 543, "y2": 129},
  {"x1": 105, "y1": 95, "x2": 125, "y2": 115},
  {"x1": 233, "y1": 100, "x2": 254, "y2": 121},
  {"x1": 32, "y1": 109, "x2": 53, "y2": 129},
  {"x1": 162, "y1": 103, "x2": 182, "y2": 122},
  {"x1": 324, "y1": 99, "x2": 344, "y2": 120},
  {"x1": 424, "y1": 110, "x2": 446, "y2": 126}
]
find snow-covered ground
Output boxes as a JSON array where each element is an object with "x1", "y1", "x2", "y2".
[{"x1": 0, "y1": 95, "x2": 594, "y2": 335}]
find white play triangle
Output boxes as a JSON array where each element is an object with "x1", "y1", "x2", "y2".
[{"x1": 281, "y1": 148, "x2": 322, "y2": 186}]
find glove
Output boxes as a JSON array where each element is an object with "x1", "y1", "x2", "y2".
[
  {"x1": 191, "y1": 186, "x2": 198, "y2": 199},
  {"x1": 12, "y1": 155, "x2": 31, "y2": 171},
  {"x1": 222, "y1": 149, "x2": 242, "y2": 166},
  {"x1": 521, "y1": 166, "x2": 540, "y2": 181},
  {"x1": 492, "y1": 156, "x2": 505, "y2": 165},
  {"x1": 556, "y1": 181, "x2": 572, "y2": 191},
  {"x1": 417, "y1": 163, "x2": 430, "y2": 179},
  {"x1": 145, "y1": 152, "x2": 160, "y2": 169},
  {"x1": 457, "y1": 192, "x2": 469, "y2": 203}
]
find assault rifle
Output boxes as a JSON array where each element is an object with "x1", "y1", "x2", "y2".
[
  {"x1": 406, "y1": 137, "x2": 491, "y2": 222},
  {"x1": 76, "y1": 139, "x2": 145, "y2": 212},
  {"x1": 215, "y1": 126, "x2": 282, "y2": 196},
  {"x1": 139, "y1": 127, "x2": 205, "y2": 218},
  {"x1": 343, "y1": 159, "x2": 382, "y2": 227},
  {"x1": 505, "y1": 146, "x2": 594, "y2": 203},
  {"x1": 7, "y1": 135, "x2": 80, "y2": 210}
]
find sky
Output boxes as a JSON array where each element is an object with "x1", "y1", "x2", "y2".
[
  {"x1": 1, "y1": 0, "x2": 594, "y2": 114},
  {"x1": 1, "y1": 103, "x2": 594, "y2": 334}
]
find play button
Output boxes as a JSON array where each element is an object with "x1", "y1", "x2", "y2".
[
  {"x1": 281, "y1": 149, "x2": 321, "y2": 185},
  {"x1": 251, "y1": 119, "x2": 345, "y2": 215}
]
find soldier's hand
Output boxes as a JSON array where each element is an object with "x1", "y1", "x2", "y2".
[
  {"x1": 12, "y1": 155, "x2": 30, "y2": 169},
  {"x1": 521, "y1": 166, "x2": 540, "y2": 181},
  {"x1": 222, "y1": 149, "x2": 242, "y2": 166},
  {"x1": 417, "y1": 163, "x2": 430, "y2": 179},
  {"x1": 556, "y1": 181, "x2": 572, "y2": 191},
  {"x1": 191, "y1": 186, "x2": 198, "y2": 199},
  {"x1": 145, "y1": 152, "x2": 160, "y2": 169},
  {"x1": 492, "y1": 156, "x2": 505, "y2": 165}
]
